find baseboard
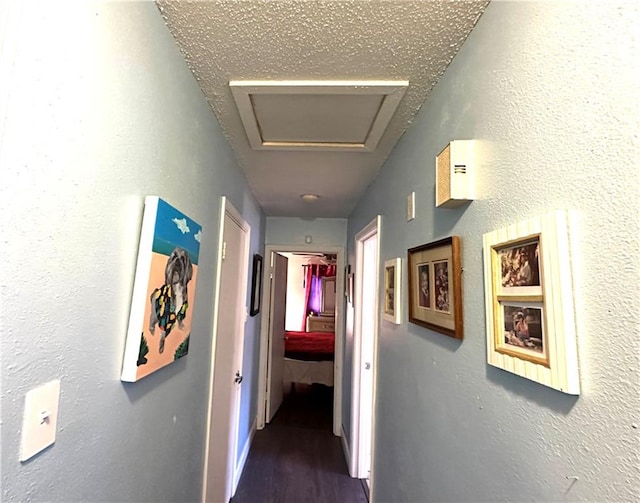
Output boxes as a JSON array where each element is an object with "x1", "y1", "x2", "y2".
[
  {"x1": 341, "y1": 424, "x2": 355, "y2": 478},
  {"x1": 233, "y1": 417, "x2": 257, "y2": 495},
  {"x1": 361, "y1": 478, "x2": 371, "y2": 503}
]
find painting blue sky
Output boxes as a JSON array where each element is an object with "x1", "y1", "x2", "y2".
[{"x1": 152, "y1": 198, "x2": 202, "y2": 265}]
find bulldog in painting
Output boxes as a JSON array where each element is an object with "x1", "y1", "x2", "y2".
[{"x1": 149, "y1": 247, "x2": 193, "y2": 353}]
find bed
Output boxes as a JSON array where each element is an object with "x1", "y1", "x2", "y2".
[{"x1": 284, "y1": 330, "x2": 335, "y2": 387}]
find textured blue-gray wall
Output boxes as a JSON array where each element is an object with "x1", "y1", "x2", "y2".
[
  {"x1": 0, "y1": 3, "x2": 263, "y2": 501},
  {"x1": 344, "y1": 2, "x2": 639, "y2": 501}
]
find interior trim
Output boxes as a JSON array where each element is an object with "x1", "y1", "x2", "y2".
[{"x1": 230, "y1": 80, "x2": 408, "y2": 152}]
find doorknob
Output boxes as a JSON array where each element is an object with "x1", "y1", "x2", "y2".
[
  {"x1": 234, "y1": 371, "x2": 243, "y2": 384},
  {"x1": 364, "y1": 362, "x2": 371, "y2": 370}
]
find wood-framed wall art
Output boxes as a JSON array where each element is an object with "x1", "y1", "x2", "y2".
[
  {"x1": 249, "y1": 253, "x2": 263, "y2": 316},
  {"x1": 483, "y1": 210, "x2": 579, "y2": 394},
  {"x1": 408, "y1": 236, "x2": 463, "y2": 339},
  {"x1": 383, "y1": 258, "x2": 402, "y2": 324}
]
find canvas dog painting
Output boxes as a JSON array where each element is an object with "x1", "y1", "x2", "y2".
[{"x1": 121, "y1": 197, "x2": 202, "y2": 382}]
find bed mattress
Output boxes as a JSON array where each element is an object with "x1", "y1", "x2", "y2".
[{"x1": 284, "y1": 331, "x2": 335, "y2": 361}]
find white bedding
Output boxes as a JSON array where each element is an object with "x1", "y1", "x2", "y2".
[{"x1": 283, "y1": 357, "x2": 334, "y2": 387}]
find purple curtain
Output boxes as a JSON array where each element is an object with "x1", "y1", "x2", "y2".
[
  {"x1": 303, "y1": 264, "x2": 336, "y2": 325},
  {"x1": 308, "y1": 275, "x2": 322, "y2": 314}
]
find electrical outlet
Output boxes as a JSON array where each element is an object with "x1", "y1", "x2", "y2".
[{"x1": 19, "y1": 380, "x2": 60, "y2": 462}]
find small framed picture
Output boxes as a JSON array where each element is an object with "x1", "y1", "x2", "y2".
[
  {"x1": 383, "y1": 258, "x2": 402, "y2": 324},
  {"x1": 249, "y1": 254, "x2": 263, "y2": 316},
  {"x1": 417, "y1": 263, "x2": 430, "y2": 309},
  {"x1": 344, "y1": 264, "x2": 351, "y2": 298},
  {"x1": 483, "y1": 211, "x2": 579, "y2": 394},
  {"x1": 498, "y1": 238, "x2": 541, "y2": 295},
  {"x1": 347, "y1": 272, "x2": 354, "y2": 305},
  {"x1": 407, "y1": 236, "x2": 463, "y2": 339},
  {"x1": 498, "y1": 303, "x2": 547, "y2": 366}
]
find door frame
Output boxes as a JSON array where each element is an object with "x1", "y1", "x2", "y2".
[
  {"x1": 202, "y1": 197, "x2": 251, "y2": 503},
  {"x1": 257, "y1": 244, "x2": 345, "y2": 436},
  {"x1": 350, "y1": 216, "x2": 381, "y2": 485}
]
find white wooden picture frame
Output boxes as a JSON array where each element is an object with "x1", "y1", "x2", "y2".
[
  {"x1": 383, "y1": 258, "x2": 402, "y2": 324},
  {"x1": 483, "y1": 211, "x2": 580, "y2": 394}
]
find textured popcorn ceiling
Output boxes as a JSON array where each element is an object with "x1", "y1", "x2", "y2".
[{"x1": 156, "y1": 0, "x2": 489, "y2": 217}]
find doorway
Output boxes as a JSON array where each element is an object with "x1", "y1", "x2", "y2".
[
  {"x1": 351, "y1": 216, "x2": 380, "y2": 487},
  {"x1": 257, "y1": 245, "x2": 345, "y2": 436},
  {"x1": 202, "y1": 197, "x2": 250, "y2": 503}
]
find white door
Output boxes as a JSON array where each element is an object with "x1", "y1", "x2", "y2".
[
  {"x1": 359, "y1": 232, "x2": 377, "y2": 481},
  {"x1": 351, "y1": 217, "x2": 380, "y2": 484},
  {"x1": 202, "y1": 199, "x2": 250, "y2": 503},
  {"x1": 266, "y1": 253, "x2": 288, "y2": 422}
]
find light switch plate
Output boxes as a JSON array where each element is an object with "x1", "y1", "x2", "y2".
[
  {"x1": 407, "y1": 191, "x2": 415, "y2": 221},
  {"x1": 19, "y1": 380, "x2": 60, "y2": 462}
]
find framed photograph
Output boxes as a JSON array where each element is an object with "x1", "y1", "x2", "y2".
[
  {"x1": 483, "y1": 211, "x2": 579, "y2": 394},
  {"x1": 344, "y1": 264, "x2": 351, "y2": 298},
  {"x1": 383, "y1": 258, "x2": 402, "y2": 324},
  {"x1": 408, "y1": 236, "x2": 463, "y2": 339},
  {"x1": 121, "y1": 196, "x2": 202, "y2": 382},
  {"x1": 249, "y1": 254, "x2": 263, "y2": 316}
]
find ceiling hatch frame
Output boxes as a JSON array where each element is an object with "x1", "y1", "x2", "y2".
[{"x1": 230, "y1": 80, "x2": 409, "y2": 152}]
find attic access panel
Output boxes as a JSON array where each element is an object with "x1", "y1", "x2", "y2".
[{"x1": 230, "y1": 80, "x2": 408, "y2": 152}]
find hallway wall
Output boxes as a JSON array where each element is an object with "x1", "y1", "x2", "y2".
[
  {"x1": 266, "y1": 217, "x2": 347, "y2": 248},
  {"x1": 0, "y1": 2, "x2": 264, "y2": 502},
  {"x1": 345, "y1": 1, "x2": 639, "y2": 502}
]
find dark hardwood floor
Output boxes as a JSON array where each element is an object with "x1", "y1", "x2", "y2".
[{"x1": 231, "y1": 384, "x2": 368, "y2": 503}]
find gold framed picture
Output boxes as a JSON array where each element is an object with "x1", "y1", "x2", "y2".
[
  {"x1": 483, "y1": 211, "x2": 580, "y2": 394},
  {"x1": 407, "y1": 236, "x2": 463, "y2": 339},
  {"x1": 383, "y1": 258, "x2": 402, "y2": 324}
]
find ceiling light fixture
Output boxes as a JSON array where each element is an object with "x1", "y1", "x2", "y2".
[{"x1": 300, "y1": 194, "x2": 320, "y2": 202}]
